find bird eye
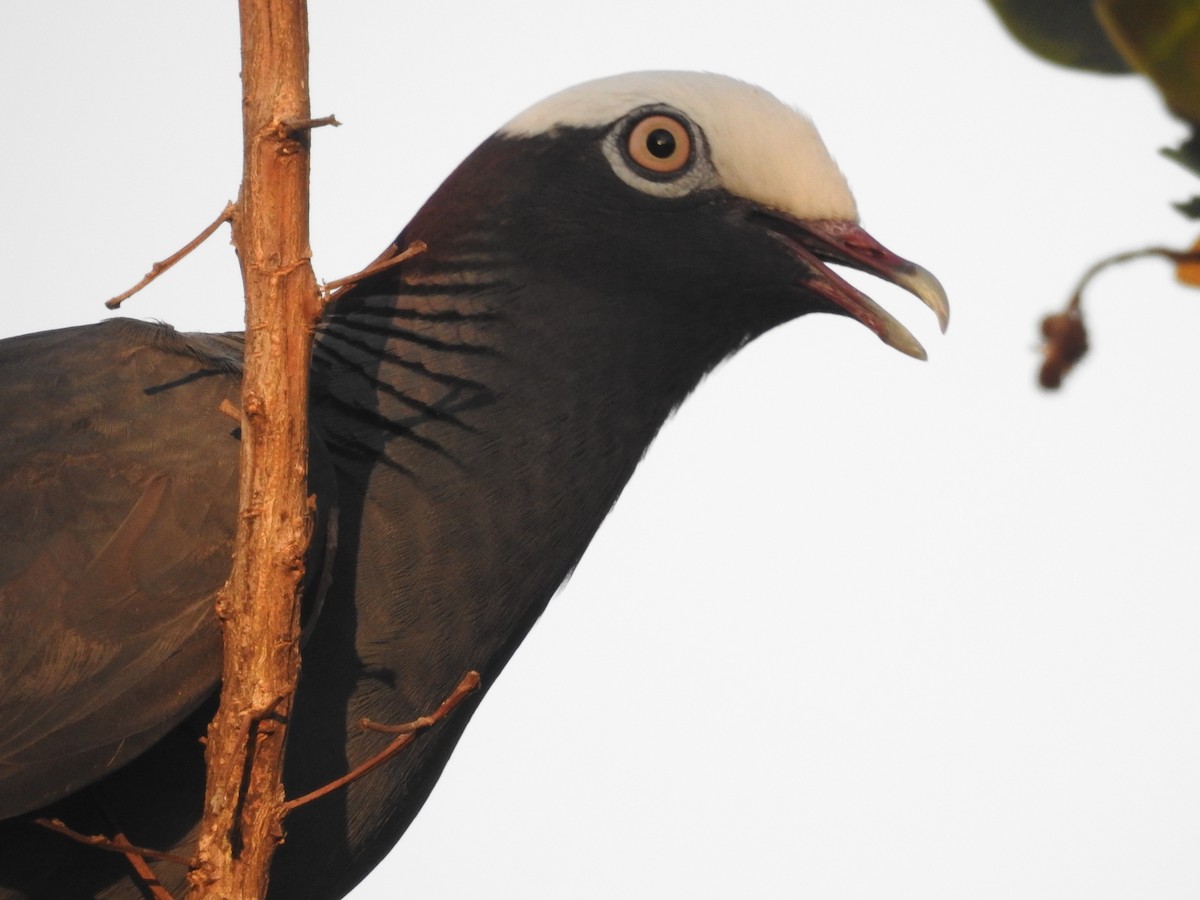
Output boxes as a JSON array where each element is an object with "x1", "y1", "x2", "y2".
[
  {"x1": 602, "y1": 107, "x2": 711, "y2": 198},
  {"x1": 626, "y1": 114, "x2": 692, "y2": 175}
]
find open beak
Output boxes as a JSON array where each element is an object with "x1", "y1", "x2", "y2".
[{"x1": 759, "y1": 214, "x2": 949, "y2": 360}]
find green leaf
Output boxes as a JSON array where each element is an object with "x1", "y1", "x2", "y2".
[
  {"x1": 1095, "y1": 0, "x2": 1200, "y2": 125},
  {"x1": 1161, "y1": 129, "x2": 1200, "y2": 178},
  {"x1": 1173, "y1": 197, "x2": 1200, "y2": 218},
  {"x1": 985, "y1": 0, "x2": 1133, "y2": 73}
]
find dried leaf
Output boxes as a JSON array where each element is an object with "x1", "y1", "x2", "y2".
[
  {"x1": 1039, "y1": 308, "x2": 1089, "y2": 390},
  {"x1": 1178, "y1": 237, "x2": 1200, "y2": 285}
]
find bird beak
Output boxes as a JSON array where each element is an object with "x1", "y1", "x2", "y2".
[{"x1": 758, "y1": 213, "x2": 950, "y2": 360}]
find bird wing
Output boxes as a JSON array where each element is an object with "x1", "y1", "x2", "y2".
[{"x1": 0, "y1": 318, "x2": 245, "y2": 819}]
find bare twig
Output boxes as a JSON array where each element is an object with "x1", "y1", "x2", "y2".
[
  {"x1": 1065, "y1": 246, "x2": 1200, "y2": 311},
  {"x1": 284, "y1": 114, "x2": 341, "y2": 134},
  {"x1": 218, "y1": 398, "x2": 241, "y2": 422},
  {"x1": 112, "y1": 830, "x2": 177, "y2": 900},
  {"x1": 321, "y1": 240, "x2": 427, "y2": 299},
  {"x1": 283, "y1": 671, "x2": 481, "y2": 812},
  {"x1": 33, "y1": 818, "x2": 192, "y2": 868},
  {"x1": 105, "y1": 203, "x2": 235, "y2": 309}
]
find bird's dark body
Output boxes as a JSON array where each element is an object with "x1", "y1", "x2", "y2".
[
  {"x1": 0, "y1": 129, "x2": 818, "y2": 898},
  {"x1": 0, "y1": 73, "x2": 946, "y2": 898}
]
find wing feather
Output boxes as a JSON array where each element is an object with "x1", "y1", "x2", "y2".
[{"x1": 0, "y1": 319, "x2": 244, "y2": 818}]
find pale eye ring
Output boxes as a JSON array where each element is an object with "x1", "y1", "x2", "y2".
[{"x1": 626, "y1": 114, "x2": 693, "y2": 175}]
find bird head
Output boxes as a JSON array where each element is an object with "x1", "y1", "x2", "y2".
[{"x1": 390, "y1": 71, "x2": 948, "y2": 368}]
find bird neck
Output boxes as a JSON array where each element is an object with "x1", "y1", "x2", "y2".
[
  {"x1": 311, "y1": 248, "x2": 717, "y2": 702},
  {"x1": 280, "y1": 173, "x2": 769, "y2": 894},
  {"x1": 279, "y1": 253, "x2": 717, "y2": 888}
]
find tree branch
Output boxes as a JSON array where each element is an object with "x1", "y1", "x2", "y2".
[{"x1": 188, "y1": 1, "x2": 321, "y2": 896}]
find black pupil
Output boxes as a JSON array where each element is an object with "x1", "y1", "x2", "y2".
[{"x1": 646, "y1": 128, "x2": 676, "y2": 159}]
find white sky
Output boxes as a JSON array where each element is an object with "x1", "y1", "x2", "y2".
[{"x1": 3, "y1": 2, "x2": 1199, "y2": 899}]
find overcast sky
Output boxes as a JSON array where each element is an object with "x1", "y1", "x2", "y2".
[{"x1": 3, "y1": 2, "x2": 1199, "y2": 898}]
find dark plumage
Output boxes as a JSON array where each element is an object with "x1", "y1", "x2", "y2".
[{"x1": 0, "y1": 72, "x2": 946, "y2": 898}]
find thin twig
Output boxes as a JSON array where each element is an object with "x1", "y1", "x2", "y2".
[
  {"x1": 112, "y1": 830, "x2": 177, "y2": 900},
  {"x1": 320, "y1": 240, "x2": 427, "y2": 298},
  {"x1": 218, "y1": 398, "x2": 241, "y2": 422},
  {"x1": 283, "y1": 670, "x2": 481, "y2": 812},
  {"x1": 105, "y1": 203, "x2": 236, "y2": 309},
  {"x1": 284, "y1": 114, "x2": 341, "y2": 134},
  {"x1": 33, "y1": 817, "x2": 192, "y2": 867},
  {"x1": 1065, "y1": 245, "x2": 1200, "y2": 312}
]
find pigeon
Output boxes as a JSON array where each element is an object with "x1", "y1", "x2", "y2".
[{"x1": 0, "y1": 71, "x2": 947, "y2": 898}]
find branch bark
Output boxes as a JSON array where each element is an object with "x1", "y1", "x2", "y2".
[{"x1": 188, "y1": 1, "x2": 320, "y2": 896}]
